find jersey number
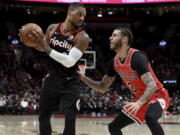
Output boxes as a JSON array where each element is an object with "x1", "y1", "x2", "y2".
[{"x1": 127, "y1": 82, "x2": 139, "y2": 93}]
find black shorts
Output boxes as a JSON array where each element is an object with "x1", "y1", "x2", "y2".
[{"x1": 40, "y1": 73, "x2": 81, "y2": 113}]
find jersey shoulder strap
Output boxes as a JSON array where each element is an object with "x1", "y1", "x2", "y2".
[{"x1": 49, "y1": 23, "x2": 60, "y2": 39}]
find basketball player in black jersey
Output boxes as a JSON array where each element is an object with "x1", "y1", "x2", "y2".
[{"x1": 22, "y1": 3, "x2": 89, "y2": 135}]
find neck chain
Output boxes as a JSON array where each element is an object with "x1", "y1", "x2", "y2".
[{"x1": 120, "y1": 47, "x2": 130, "y2": 63}]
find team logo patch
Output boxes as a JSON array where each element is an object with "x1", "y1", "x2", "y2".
[{"x1": 67, "y1": 35, "x2": 74, "y2": 40}]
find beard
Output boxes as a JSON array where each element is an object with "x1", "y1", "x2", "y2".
[
  {"x1": 71, "y1": 20, "x2": 83, "y2": 29},
  {"x1": 111, "y1": 41, "x2": 123, "y2": 52},
  {"x1": 68, "y1": 19, "x2": 79, "y2": 30}
]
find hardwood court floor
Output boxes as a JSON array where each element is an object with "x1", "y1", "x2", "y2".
[{"x1": 0, "y1": 115, "x2": 179, "y2": 135}]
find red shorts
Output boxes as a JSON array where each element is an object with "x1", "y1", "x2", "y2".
[{"x1": 122, "y1": 88, "x2": 170, "y2": 124}]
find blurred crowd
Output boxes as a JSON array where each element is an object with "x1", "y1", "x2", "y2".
[
  {"x1": 0, "y1": 63, "x2": 40, "y2": 115},
  {"x1": 0, "y1": 21, "x2": 180, "y2": 115}
]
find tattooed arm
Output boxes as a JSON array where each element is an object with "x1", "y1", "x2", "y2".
[
  {"x1": 124, "y1": 52, "x2": 158, "y2": 114},
  {"x1": 138, "y1": 72, "x2": 158, "y2": 105},
  {"x1": 79, "y1": 72, "x2": 116, "y2": 94}
]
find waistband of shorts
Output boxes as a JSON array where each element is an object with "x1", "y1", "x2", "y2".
[{"x1": 47, "y1": 72, "x2": 78, "y2": 80}]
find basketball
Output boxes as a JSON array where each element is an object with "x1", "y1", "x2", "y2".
[{"x1": 19, "y1": 23, "x2": 44, "y2": 47}]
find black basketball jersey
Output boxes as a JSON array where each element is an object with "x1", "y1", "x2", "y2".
[{"x1": 47, "y1": 23, "x2": 83, "y2": 77}]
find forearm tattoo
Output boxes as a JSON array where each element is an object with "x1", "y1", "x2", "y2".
[{"x1": 138, "y1": 72, "x2": 158, "y2": 104}]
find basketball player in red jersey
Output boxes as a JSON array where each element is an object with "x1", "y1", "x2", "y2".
[
  {"x1": 78, "y1": 27, "x2": 170, "y2": 135},
  {"x1": 20, "y1": 3, "x2": 89, "y2": 135}
]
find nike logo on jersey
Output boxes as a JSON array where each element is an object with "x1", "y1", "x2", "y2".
[
  {"x1": 54, "y1": 31, "x2": 59, "y2": 34},
  {"x1": 50, "y1": 37, "x2": 72, "y2": 50}
]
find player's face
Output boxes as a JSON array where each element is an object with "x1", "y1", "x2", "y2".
[
  {"x1": 109, "y1": 30, "x2": 123, "y2": 51},
  {"x1": 69, "y1": 7, "x2": 86, "y2": 28}
]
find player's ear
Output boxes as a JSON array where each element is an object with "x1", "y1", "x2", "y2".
[
  {"x1": 122, "y1": 36, "x2": 128, "y2": 43},
  {"x1": 67, "y1": 10, "x2": 72, "y2": 17}
]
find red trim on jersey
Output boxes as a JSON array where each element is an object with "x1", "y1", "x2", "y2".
[
  {"x1": 73, "y1": 31, "x2": 83, "y2": 44},
  {"x1": 60, "y1": 23, "x2": 81, "y2": 37},
  {"x1": 49, "y1": 23, "x2": 60, "y2": 39}
]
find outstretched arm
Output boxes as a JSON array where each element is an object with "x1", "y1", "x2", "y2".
[{"x1": 78, "y1": 71, "x2": 115, "y2": 94}]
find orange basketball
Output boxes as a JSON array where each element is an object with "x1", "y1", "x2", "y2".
[{"x1": 19, "y1": 23, "x2": 44, "y2": 47}]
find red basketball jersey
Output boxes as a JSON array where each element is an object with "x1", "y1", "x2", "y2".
[{"x1": 114, "y1": 48, "x2": 163, "y2": 100}]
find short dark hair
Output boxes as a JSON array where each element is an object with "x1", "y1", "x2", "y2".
[
  {"x1": 68, "y1": 2, "x2": 85, "y2": 11},
  {"x1": 115, "y1": 27, "x2": 133, "y2": 46}
]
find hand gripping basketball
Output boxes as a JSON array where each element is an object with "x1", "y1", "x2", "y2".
[{"x1": 19, "y1": 23, "x2": 45, "y2": 51}]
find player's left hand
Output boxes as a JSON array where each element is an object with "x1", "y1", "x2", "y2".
[{"x1": 124, "y1": 101, "x2": 143, "y2": 115}]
